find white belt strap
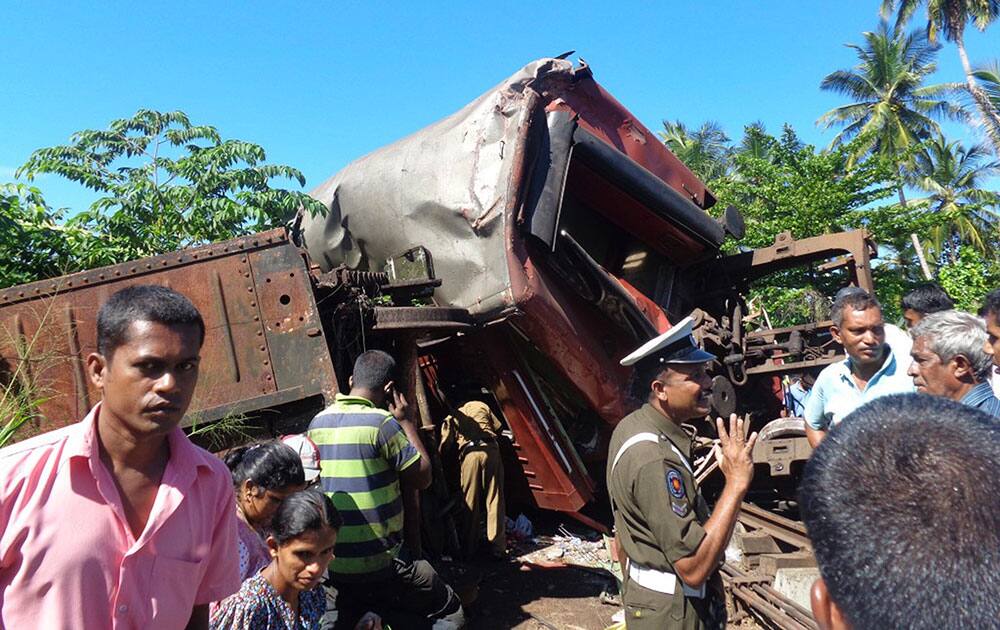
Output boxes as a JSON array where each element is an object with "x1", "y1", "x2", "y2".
[
  {"x1": 611, "y1": 432, "x2": 660, "y2": 473},
  {"x1": 628, "y1": 561, "x2": 706, "y2": 599}
]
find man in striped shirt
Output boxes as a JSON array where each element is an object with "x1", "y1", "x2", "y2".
[{"x1": 309, "y1": 350, "x2": 465, "y2": 629}]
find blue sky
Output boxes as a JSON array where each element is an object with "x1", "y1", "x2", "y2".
[{"x1": 3, "y1": 1, "x2": 998, "y2": 212}]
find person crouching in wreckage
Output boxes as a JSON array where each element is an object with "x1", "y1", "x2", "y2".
[{"x1": 607, "y1": 316, "x2": 757, "y2": 630}]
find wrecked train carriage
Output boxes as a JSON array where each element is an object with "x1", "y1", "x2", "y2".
[{"x1": 297, "y1": 58, "x2": 745, "y2": 515}]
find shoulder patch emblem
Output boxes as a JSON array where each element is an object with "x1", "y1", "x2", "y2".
[{"x1": 666, "y1": 468, "x2": 686, "y2": 499}]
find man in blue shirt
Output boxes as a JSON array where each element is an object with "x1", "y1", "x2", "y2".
[
  {"x1": 908, "y1": 310, "x2": 1000, "y2": 418},
  {"x1": 804, "y1": 290, "x2": 914, "y2": 447}
]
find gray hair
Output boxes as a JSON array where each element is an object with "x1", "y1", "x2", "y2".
[
  {"x1": 831, "y1": 288, "x2": 882, "y2": 328},
  {"x1": 911, "y1": 310, "x2": 993, "y2": 381}
]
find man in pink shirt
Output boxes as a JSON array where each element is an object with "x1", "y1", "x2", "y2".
[{"x1": 0, "y1": 285, "x2": 240, "y2": 629}]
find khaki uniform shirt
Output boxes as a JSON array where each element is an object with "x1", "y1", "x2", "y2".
[
  {"x1": 440, "y1": 400, "x2": 502, "y2": 452},
  {"x1": 606, "y1": 404, "x2": 723, "y2": 629}
]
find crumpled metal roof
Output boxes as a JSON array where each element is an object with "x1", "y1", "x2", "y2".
[{"x1": 298, "y1": 59, "x2": 574, "y2": 320}]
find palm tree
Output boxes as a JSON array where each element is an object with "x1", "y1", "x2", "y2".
[
  {"x1": 818, "y1": 22, "x2": 963, "y2": 207},
  {"x1": 911, "y1": 135, "x2": 1000, "y2": 259},
  {"x1": 881, "y1": 0, "x2": 1000, "y2": 154},
  {"x1": 735, "y1": 122, "x2": 773, "y2": 161},
  {"x1": 973, "y1": 61, "x2": 1000, "y2": 112},
  {"x1": 658, "y1": 120, "x2": 732, "y2": 182}
]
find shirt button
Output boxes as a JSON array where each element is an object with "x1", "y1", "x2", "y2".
[{"x1": 118, "y1": 605, "x2": 128, "y2": 613}]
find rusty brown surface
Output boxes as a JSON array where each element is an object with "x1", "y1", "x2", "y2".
[{"x1": 0, "y1": 229, "x2": 338, "y2": 439}]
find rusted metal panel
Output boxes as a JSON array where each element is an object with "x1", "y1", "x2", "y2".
[
  {"x1": 248, "y1": 242, "x2": 337, "y2": 404},
  {"x1": 0, "y1": 229, "x2": 338, "y2": 438}
]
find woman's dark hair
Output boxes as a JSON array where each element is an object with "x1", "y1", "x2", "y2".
[
  {"x1": 271, "y1": 489, "x2": 343, "y2": 545},
  {"x1": 223, "y1": 441, "x2": 305, "y2": 490}
]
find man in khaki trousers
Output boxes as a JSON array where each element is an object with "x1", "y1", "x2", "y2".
[{"x1": 440, "y1": 396, "x2": 507, "y2": 560}]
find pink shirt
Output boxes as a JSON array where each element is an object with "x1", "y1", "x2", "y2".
[{"x1": 0, "y1": 404, "x2": 240, "y2": 629}]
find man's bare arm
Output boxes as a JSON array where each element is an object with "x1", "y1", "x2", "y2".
[
  {"x1": 674, "y1": 415, "x2": 757, "y2": 588},
  {"x1": 390, "y1": 389, "x2": 432, "y2": 490},
  {"x1": 805, "y1": 425, "x2": 826, "y2": 449}
]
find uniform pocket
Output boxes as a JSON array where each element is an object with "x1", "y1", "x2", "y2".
[{"x1": 624, "y1": 579, "x2": 684, "y2": 624}]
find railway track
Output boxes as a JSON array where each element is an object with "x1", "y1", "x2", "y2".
[
  {"x1": 721, "y1": 503, "x2": 818, "y2": 630},
  {"x1": 737, "y1": 502, "x2": 812, "y2": 550}
]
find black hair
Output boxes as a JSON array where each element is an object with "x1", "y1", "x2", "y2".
[
  {"x1": 97, "y1": 285, "x2": 205, "y2": 357},
  {"x1": 900, "y1": 282, "x2": 954, "y2": 314},
  {"x1": 628, "y1": 359, "x2": 665, "y2": 405},
  {"x1": 352, "y1": 350, "x2": 396, "y2": 390},
  {"x1": 223, "y1": 440, "x2": 305, "y2": 491},
  {"x1": 830, "y1": 288, "x2": 881, "y2": 328},
  {"x1": 981, "y1": 288, "x2": 1000, "y2": 319},
  {"x1": 799, "y1": 394, "x2": 1000, "y2": 629},
  {"x1": 271, "y1": 488, "x2": 343, "y2": 545}
]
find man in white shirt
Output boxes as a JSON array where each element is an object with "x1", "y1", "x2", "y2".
[{"x1": 804, "y1": 290, "x2": 914, "y2": 448}]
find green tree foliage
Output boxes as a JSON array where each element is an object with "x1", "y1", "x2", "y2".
[
  {"x1": 706, "y1": 125, "x2": 919, "y2": 324},
  {"x1": 16, "y1": 109, "x2": 326, "y2": 270},
  {"x1": 881, "y1": 0, "x2": 1000, "y2": 153},
  {"x1": 974, "y1": 61, "x2": 1000, "y2": 121},
  {"x1": 658, "y1": 120, "x2": 732, "y2": 182},
  {"x1": 0, "y1": 184, "x2": 88, "y2": 287},
  {"x1": 712, "y1": 126, "x2": 897, "y2": 250},
  {"x1": 937, "y1": 245, "x2": 1000, "y2": 310}
]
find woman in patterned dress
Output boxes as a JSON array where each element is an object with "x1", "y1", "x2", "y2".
[
  {"x1": 223, "y1": 441, "x2": 307, "y2": 581},
  {"x1": 211, "y1": 489, "x2": 381, "y2": 630}
]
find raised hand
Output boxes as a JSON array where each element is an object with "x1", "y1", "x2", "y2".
[
  {"x1": 387, "y1": 384, "x2": 411, "y2": 423},
  {"x1": 714, "y1": 413, "x2": 758, "y2": 490}
]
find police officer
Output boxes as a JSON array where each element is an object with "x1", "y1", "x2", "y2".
[{"x1": 607, "y1": 316, "x2": 757, "y2": 629}]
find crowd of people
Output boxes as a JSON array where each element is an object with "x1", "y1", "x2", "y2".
[
  {"x1": 608, "y1": 284, "x2": 1000, "y2": 629},
  {"x1": 1, "y1": 279, "x2": 998, "y2": 629}
]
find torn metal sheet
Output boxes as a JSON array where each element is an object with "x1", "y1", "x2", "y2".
[
  {"x1": 297, "y1": 58, "x2": 723, "y2": 323},
  {"x1": 298, "y1": 59, "x2": 565, "y2": 319}
]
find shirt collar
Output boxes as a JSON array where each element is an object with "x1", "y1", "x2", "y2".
[
  {"x1": 66, "y1": 403, "x2": 212, "y2": 474},
  {"x1": 842, "y1": 346, "x2": 896, "y2": 382},
  {"x1": 334, "y1": 393, "x2": 376, "y2": 408},
  {"x1": 961, "y1": 381, "x2": 996, "y2": 407}
]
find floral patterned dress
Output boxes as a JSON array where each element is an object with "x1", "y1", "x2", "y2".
[{"x1": 209, "y1": 573, "x2": 326, "y2": 630}]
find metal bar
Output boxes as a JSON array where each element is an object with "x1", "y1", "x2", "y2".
[
  {"x1": 741, "y1": 503, "x2": 809, "y2": 535},
  {"x1": 739, "y1": 512, "x2": 812, "y2": 549},
  {"x1": 64, "y1": 306, "x2": 90, "y2": 414},
  {"x1": 724, "y1": 565, "x2": 816, "y2": 630},
  {"x1": 512, "y1": 369, "x2": 573, "y2": 474},
  {"x1": 12, "y1": 314, "x2": 34, "y2": 390},
  {"x1": 212, "y1": 270, "x2": 241, "y2": 383},
  {"x1": 181, "y1": 385, "x2": 309, "y2": 428},
  {"x1": 726, "y1": 581, "x2": 810, "y2": 630}
]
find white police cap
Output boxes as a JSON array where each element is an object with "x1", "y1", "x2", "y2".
[{"x1": 619, "y1": 315, "x2": 716, "y2": 367}]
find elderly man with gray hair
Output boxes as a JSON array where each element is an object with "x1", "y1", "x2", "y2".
[{"x1": 908, "y1": 310, "x2": 1000, "y2": 417}]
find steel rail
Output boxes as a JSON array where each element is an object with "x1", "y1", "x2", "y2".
[
  {"x1": 723, "y1": 564, "x2": 818, "y2": 629},
  {"x1": 738, "y1": 502, "x2": 812, "y2": 550}
]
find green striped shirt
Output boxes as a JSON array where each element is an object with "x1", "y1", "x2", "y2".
[{"x1": 307, "y1": 394, "x2": 420, "y2": 581}]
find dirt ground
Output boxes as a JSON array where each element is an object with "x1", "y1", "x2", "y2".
[
  {"x1": 466, "y1": 560, "x2": 618, "y2": 629},
  {"x1": 438, "y1": 512, "x2": 760, "y2": 630}
]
